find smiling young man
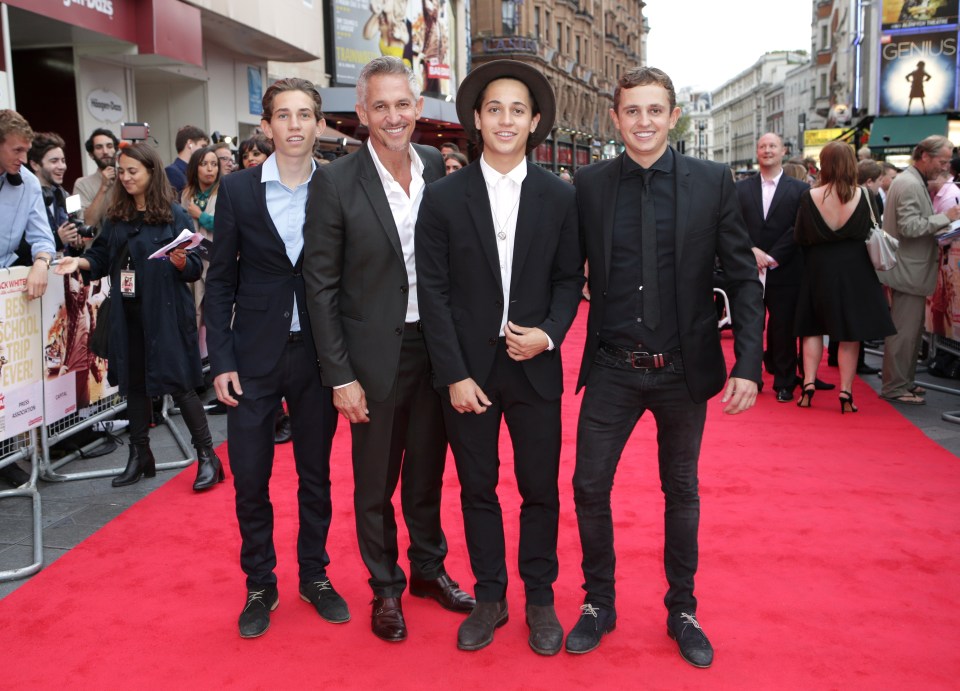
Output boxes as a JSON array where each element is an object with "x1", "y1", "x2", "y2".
[
  {"x1": 205, "y1": 78, "x2": 344, "y2": 639},
  {"x1": 28, "y1": 132, "x2": 82, "y2": 253},
  {"x1": 416, "y1": 60, "x2": 583, "y2": 655},
  {"x1": 303, "y1": 56, "x2": 473, "y2": 644},
  {"x1": 568, "y1": 67, "x2": 764, "y2": 667}
]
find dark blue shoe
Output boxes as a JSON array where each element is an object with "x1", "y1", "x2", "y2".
[
  {"x1": 238, "y1": 585, "x2": 279, "y2": 639},
  {"x1": 667, "y1": 611, "x2": 714, "y2": 668},
  {"x1": 565, "y1": 604, "x2": 616, "y2": 654}
]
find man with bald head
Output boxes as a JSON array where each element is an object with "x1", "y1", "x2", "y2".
[{"x1": 736, "y1": 133, "x2": 810, "y2": 402}]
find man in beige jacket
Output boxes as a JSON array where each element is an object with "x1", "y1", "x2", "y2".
[{"x1": 880, "y1": 135, "x2": 960, "y2": 404}]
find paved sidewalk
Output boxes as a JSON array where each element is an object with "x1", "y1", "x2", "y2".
[{"x1": 2, "y1": 350, "x2": 958, "y2": 599}]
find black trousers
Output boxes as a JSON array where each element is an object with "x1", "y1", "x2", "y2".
[
  {"x1": 227, "y1": 337, "x2": 338, "y2": 588},
  {"x1": 573, "y1": 350, "x2": 706, "y2": 615},
  {"x1": 763, "y1": 282, "x2": 800, "y2": 391},
  {"x1": 442, "y1": 341, "x2": 561, "y2": 606},
  {"x1": 351, "y1": 327, "x2": 448, "y2": 597},
  {"x1": 124, "y1": 301, "x2": 211, "y2": 450}
]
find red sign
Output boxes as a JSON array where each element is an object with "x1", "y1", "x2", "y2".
[{"x1": 426, "y1": 61, "x2": 451, "y2": 80}]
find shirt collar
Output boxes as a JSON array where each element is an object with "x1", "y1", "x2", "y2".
[
  {"x1": 367, "y1": 139, "x2": 424, "y2": 184},
  {"x1": 760, "y1": 168, "x2": 783, "y2": 186},
  {"x1": 480, "y1": 154, "x2": 527, "y2": 188},
  {"x1": 620, "y1": 147, "x2": 674, "y2": 178},
  {"x1": 259, "y1": 153, "x2": 316, "y2": 187}
]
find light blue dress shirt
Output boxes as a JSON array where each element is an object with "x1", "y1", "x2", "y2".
[
  {"x1": 0, "y1": 166, "x2": 56, "y2": 268},
  {"x1": 259, "y1": 153, "x2": 316, "y2": 333}
]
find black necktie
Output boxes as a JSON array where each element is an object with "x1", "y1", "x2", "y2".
[{"x1": 640, "y1": 170, "x2": 660, "y2": 330}]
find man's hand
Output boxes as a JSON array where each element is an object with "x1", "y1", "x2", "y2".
[
  {"x1": 99, "y1": 165, "x2": 116, "y2": 188},
  {"x1": 449, "y1": 377, "x2": 491, "y2": 414},
  {"x1": 721, "y1": 377, "x2": 758, "y2": 415},
  {"x1": 214, "y1": 372, "x2": 243, "y2": 407},
  {"x1": 169, "y1": 248, "x2": 187, "y2": 271},
  {"x1": 57, "y1": 222, "x2": 80, "y2": 248},
  {"x1": 505, "y1": 321, "x2": 549, "y2": 361},
  {"x1": 946, "y1": 205, "x2": 960, "y2": 222},
  {"x1": 333, "y1": 381, "x2": 370, "y2": 423},
  {"x1": 751, "y1": 247, "x2": 773, "y2": 270},
  {"x1": 26, "y1": 261, "x2": 49, "y2": 299}
]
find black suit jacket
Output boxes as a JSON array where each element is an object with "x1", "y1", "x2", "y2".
[
  {"x1": 576, "y1": 153, "x2": 764, "y2": 403},
  {"x1": 415, "y1": 161, "x2": 583, "y2": 401},
  {"x1": 736, "y1": 173, "x2": 809, "y2": 286},
  {"x1": 302, "y1": 143, "x2": 444, "y2": 401},
  {"x1": 205, "y1": 164, "x2": 320, "y2": 378}
]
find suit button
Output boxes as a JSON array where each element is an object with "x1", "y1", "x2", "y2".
[
  {"x1": 400, "y1": 286, "x2": 408, "y2": 293},
  {"x1": 283, "y1": 311, "x2": 291, "y2": 318},
  {"x1": 395, "y1": 327, "x2": 403, "y2": 335},
  {"x1": 602, "y1": 291, "x2": 607, "y2": 297},
  {"x1": 488, "y1": 337, "x2": 497, "y2": 346}
]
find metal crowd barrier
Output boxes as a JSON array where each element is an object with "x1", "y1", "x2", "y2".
[
  {"x1": 39, "y1": 393, "x2": 195, "y2": 482},
  {"x1": 919, "y1": 334, "x2": 960, "y2": 425},
  {"x1": 0, "y1": 429, "x2": 42, "y2": 582}
]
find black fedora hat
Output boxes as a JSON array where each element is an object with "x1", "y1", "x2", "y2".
[{"x1": 455, "y1": 60, "x2": 556, "y2": 149}]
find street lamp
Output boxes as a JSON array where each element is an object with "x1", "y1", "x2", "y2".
[{"x1": 697, "y1": 121, "x2": 707, "y2": 160}]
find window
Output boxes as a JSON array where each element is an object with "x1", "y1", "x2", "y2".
[
  {"x1": 534, "y1": 7, "x2": 541, "y2": 40},
  {"x1": 502, "y1": 0, "x2": 517, "y2": 36},
  {"x1": 820, "y1": 24, "x2": 828, "y2": 51},
  {"x1": 576, "y1": 36, "x2": 581, "y2": 64},
  {"x1": 819, "y1": 73, "x2": 827, "y2": 98},
  {"x1": 557, "y1": 22, "x2": 562, "y2": 51},
  {"x1": 545, "y1": 11, "x2": 551, "y2": 43}
]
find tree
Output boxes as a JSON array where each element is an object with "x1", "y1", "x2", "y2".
[{"x1": 669, "y1": 113, "x2": 691, "y2": 144}]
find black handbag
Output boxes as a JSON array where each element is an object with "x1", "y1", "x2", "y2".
[{"x1": 89, "y1": 296, "x2": 111, "y2": 359}]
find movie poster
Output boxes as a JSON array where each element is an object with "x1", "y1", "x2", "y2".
[
  {"x1": 882, "y1": 0, "x2": 959, "y2": 31},
  {"x1": 0, "y1": 268, "x2": 44, "y2": 438},
  {"x1": 879, "y1": 30, "x2": 958, "y2": 115},
  {"x1": 41, "y1": 271, "x2": 116, "y2": 423},
  {"x1": 927, "y1": 242, "x2": 960, "y2": 340},
  {"x1": 332, "y1": 0, "x2": 455, "y2": 96}
]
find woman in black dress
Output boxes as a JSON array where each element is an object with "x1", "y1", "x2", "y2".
[{"x1": 794, "y1": 141, "x2": 896, "y2": 412}]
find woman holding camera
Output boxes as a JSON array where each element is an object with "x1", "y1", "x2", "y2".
[{"x1": 55, "y1": 142, "x2": 223, "y2": 491}]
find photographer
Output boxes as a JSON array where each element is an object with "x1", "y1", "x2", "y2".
[
  {"x1": 27, "y1": 132, "x2": 85, "y2": 255},
  {"x1": 73, "y1": 128, "x2": 118, "y2": 228}
]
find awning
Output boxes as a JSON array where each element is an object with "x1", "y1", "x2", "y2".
[{"x1": 868, "y1": 114, "x2": 948, "y2": 149}]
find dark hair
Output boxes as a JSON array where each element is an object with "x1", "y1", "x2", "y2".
[
  {"x1": 817, "y1": 141, "x2": 858, "y2": 203},
  {"x1": 27, "y1": 131, "x2": 65, "y2": 167},
  {"x1": 85, "y1": 128, "x2": 119, "y2": 154},
  {"x1": 471, "y1": 78, "x2": 542, "y2": 154},
  {"x1": 183, "y1": 145, "x2": 221, "y2": 201},
  {"x1": 857, "y1": 159, "x2": 882, "y2": 185},
  {"x1": 950, "y1": 158, "x2": 960, "y2": 177},
  {"x1": 444, "y1": 152, "x2": 468, "y2": 167},
  {"x1": 0, "y1": 109, "x2": 33, "y2": 145},
  {"x1": 261, "y1": 78, "x2": 324, "y2": 122},
  {"x1": 174, "y1": 125, "x2": 208, "y2": 154},
  {"x1": 238, "y1": 134, "x2": 274, "y2": 168},
  {"x1": 440, "y1": 142, "x2": 460, "y2": 153},
  {"x1": 614, "y1": 66, "x2": 676, "y2": 112},
  {"x1": 881, "y1": 161, "x2": 898, "y2": 174},
  {"x1": 108, "y1": 143, "x2": 174, "y2": 224}
]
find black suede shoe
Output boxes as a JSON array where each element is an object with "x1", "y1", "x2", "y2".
[
  {"x1": 239, "y1": 585, "x2": 279, "y2": 639},
  {"x1": 526, "y1": 604, "x2": 563, "y2": 656},
  {"x1": 457, "y1": 600, "x2": 508, "y2": 651},
  {"x1": 565, "y1": 604, "x2": 616, "y2": 654},
  {"x1": 667, "y1": 611, "x2": 714, "y2": 668},
  {"x1": 300, "y1": 579, "x2": 350, "y2": 623}
]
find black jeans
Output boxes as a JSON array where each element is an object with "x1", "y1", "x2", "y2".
[
  {"x1": 573, "y1": 348, "x2": 706, "y2": 614},
  {"x1": 124, "y1": 301, "x2": 212, "y2": 450}
]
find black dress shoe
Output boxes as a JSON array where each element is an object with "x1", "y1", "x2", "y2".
[
  {"x1": 565, "y1": 604, "x2": 616, "y2": 654},
  {"x1": 0, "y1": 463, "x2": 31, "y2": 488},
  {"x1": 776, "y1": 388, "x2": 793, "y2": 403},
  {"x1": 371, "y1": 596, "x2": 407, "y2": 642},
  {"x1": 300, "y1": 579, "x2": 350, "y2": 623},
  {"x1": 813, "y1": 378, "x2": 835, "y2": 390},
  {"x1": 273, "y1": 409, "x2": 292, "y2": 444},
  {"x1": 526, "y1": 604, "x2": 563, "y2": 656},
  {"x1": 409, "y1": 572, "x2": 475, "y2": 613},
  {"x1": 457, "y1": 600, "x2": 508, "y2": 651},
  {"x1": 239, "y1": 584, "x2": 279, "y2": 639},
  {"x1": 206, "y1": 400, "x2": 229, "y2": 415},
  {"x1": 667, "y1": 611, "x2": 713, "y2": 668}
]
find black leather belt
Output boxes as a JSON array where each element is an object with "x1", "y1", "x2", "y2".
[
  {"x1": 598, "y1": 341, "x2": 677, "y2": 369},
  {"x1": 288, "y1": 331, "x2": 303, "y2": 343},
  {"x1": 404, "y1": 320, "x2": 423, "y2": 332}
]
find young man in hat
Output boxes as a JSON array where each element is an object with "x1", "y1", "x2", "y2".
[{"x1": 415, "y1": 60, "x2": 583, "y2": 655}]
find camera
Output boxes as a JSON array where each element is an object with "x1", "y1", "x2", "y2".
[{"x1": 64, "y1": 194, "x2": 97, "y2": 238}]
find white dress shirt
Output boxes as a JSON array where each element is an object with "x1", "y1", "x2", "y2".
[
  {"x1": 760, "y1": 168, "x2": 783, "y2": 220},
  {"x1": 367, "y1": 140, "x2": 426, "y2": 323}
]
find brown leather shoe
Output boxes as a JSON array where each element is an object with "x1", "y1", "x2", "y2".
[
  {"x1": 457, "y1": 600, "x2": 508, "y2": 651},
  {"x1": 371, "y1": 596, "x2": 407, "y2": 642},
  {"x1": 526, "y1": 604, "x2": 563, "y2": 655},
  {"x1": 409, "y1": 571, "x2": 476, "y2": 613}
]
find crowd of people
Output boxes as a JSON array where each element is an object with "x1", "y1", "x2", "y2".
[{"x1": 1, "y1": 53, "x2": 958, "y2": 667}]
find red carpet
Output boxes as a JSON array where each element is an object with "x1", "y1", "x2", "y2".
[{"x1": 3, "y1": 303, "x2": 960, "y2": 689}]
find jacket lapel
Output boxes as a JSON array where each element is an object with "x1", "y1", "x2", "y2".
[
  {"x1": 601, "y1": 156, "x2": 621, "y2": 286},
  {"x1": 464, "y1": 163, "x2": 503, "y2": 291},
  {"x1": 358, "y1": 146, "x2": 405, "y2": 263},
  {"x1": 509, "y1": 163, "x2": 542, "y2": 297},
  {"x1": 251, "y1": 166, "x2": 287, "y2": 253},
  {"x1": 749, "y1": 173, "x2": 765, "y2": 221},
  {"x1": 674, "y1": 153, "x2": 691, "y2": 265},
  {"x1": 766, "y1": 174, "x2": 790, "y2": 219}
]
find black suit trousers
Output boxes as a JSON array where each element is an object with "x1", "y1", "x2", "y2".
[
  {"x1": 350, "y1": 327, "x2": 448, "y2": 597},
  {"x1": 227, "y1": 338, "x2": 337, "y2": 588},
  {"x1": 763, "y1": 282, "x2": 801, "y2": 391},
  {"x1": 443, "y1": 341, "x2": 561, "y2": 606}
]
